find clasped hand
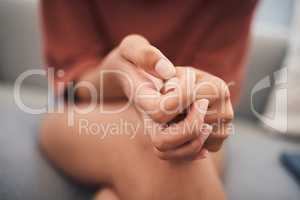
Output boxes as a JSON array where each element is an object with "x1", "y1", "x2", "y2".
[{"x1": 99, "y1": 35, "x2": 233, "y2": 161}]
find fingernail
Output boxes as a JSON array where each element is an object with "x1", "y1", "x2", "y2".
[
  {"x1": 155, "y1": 58, "x2": 176, "y2": 80},
  {"x1": 195, "y1": 99, "x2": 209, "y2": 114},
  {"x1": 163, "y1": 77, "x2": 180, "y2": 93},
  {"x1": 201, "y1": 123, "x2": 213, "y2": 135}
]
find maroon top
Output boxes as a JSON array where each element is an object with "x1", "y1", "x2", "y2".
[{"x1": 41, "y1": 0, "x2": 258, "y2": 103}]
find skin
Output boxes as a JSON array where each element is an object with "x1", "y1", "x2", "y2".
[{"x1": 40, "y1": 35, "x2": 233, "y2": 200}]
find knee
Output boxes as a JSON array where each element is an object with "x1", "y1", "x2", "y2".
[
  {"x1": 131, "y1": 161, "x2": 226, "y2": 200},
  {"x1": 137, "y1": 178, "x2": 226, "y2": 200},
  {"x1": 38, "y1": 113, "x2": 66, "y2": 159},
  {"x1": 39, "y1": 115, "x2": 53, "y2": 154},
  {"x1": 93, "y1": 189, "x2": 119, "y2": 200}
]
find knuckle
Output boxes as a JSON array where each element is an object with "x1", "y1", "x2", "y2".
[
  {"x1": 212, "y1": 76, "x2": 230, "y2": 100},
  {"x1": 153, "y1": 147, "x2": 169, "y2": 160},
  {"x1": 151, "y1": 112, "x2": 168, "y2": 124},
  {"x1": 223, "y1": 85, "x2": 230, "y2": 100},
  {"x1": 220, "y1": 80, "x2": 230, "y2": 100},
  {"x1": 191, "y1": 139, "x2": 202, "y2": 152},
  {"x1": 220, "y1": 111, "x2": 234, "y2": 123},
  {"x1": 141, "y1": 46, "x2": 159, "y2": 63},
  {"x1": 119, "y1": 35, "x2": 132, "y2": 51},
  {"x1": 121, "y1": 34, "x2": 145, "y2": 45},
  {"x1": 141, "y1": 45, "x2": 155, "y2": 55},
  {"x1": 226, "y1": 110, "x2": 234, "y2": 121},
  {"x1": 119, "y1": 34, "x2": 149, "y2": 55},
  {"x1": 163, "y1": 98, "x2": 180, "y2": 112},
  {"x1": 152, "y1": 136, "x2": 168, "y2": 151}
]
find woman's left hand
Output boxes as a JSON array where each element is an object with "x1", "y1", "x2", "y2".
[{"x1": 146, "y1": 66, "x2": 234, "y2": 161}]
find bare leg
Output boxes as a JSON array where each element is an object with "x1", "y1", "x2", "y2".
[
  {"x1": 93, "y1": 188, "x2": 119, "y2": 200},
  {"x1": 93, "y1": 155, "x2": 224, "y2": 200},
  {"x1": 210, "y1": 149, "x2": 225, "y2": 177},
  {"x1": 40, "y1": 101, "x2": 225, "y2": 200}
]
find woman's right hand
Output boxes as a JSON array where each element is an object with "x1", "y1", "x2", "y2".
[
  {"x1": 77, "y1": 34, "x2": 176, "y2": 101},
  {"x1": 99, "y1": 34, "x2": 186, "y2": 123}
]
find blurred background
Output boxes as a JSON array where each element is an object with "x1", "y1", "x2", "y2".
[{"x1": 0, "y1": 0, "x2": 300, "y2": 199}]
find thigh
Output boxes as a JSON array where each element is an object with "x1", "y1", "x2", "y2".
[
  {"x1": 40, "y1": 101, "x2": 225, "y2": 200},
  {"x1": 110, "y1": 138, "x2": 225, "y2": 200},
  {"x1": 210, "y1": 149, "x2": 225, "y2": 177},
  {"x1": 40, "y1": 101, "x2": 145, "y2": 184},
  {"x1": 86, "y1": 105, "x2": 225, "y2": 200}
]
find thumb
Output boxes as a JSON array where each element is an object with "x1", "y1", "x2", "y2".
[{"x1": 119, "y1": 34, "x2": 176, "y2": 80}]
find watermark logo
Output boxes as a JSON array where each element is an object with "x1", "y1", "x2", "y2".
[
  {"x1": 251, "y1": 67, "x2": 288, "y2": 133},
  {"x1": 13, "y1": 67, "x2": 234, "y2": 139}
]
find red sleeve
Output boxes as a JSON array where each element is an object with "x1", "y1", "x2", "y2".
[
  {"x1": 40, "y1": 0, "x2": 105, "y2": 95},
  {"x1": 192, "y1": 0, "x2": 258, "y2": 105}
]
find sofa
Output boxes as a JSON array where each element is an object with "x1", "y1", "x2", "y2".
[{"x1": 0, "y1": 0, "x2": 300, "y2": 199}]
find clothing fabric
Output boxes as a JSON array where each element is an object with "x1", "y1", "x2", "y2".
[{"x1": 41, "y1": 0, "x2": 258, "y2": 103}]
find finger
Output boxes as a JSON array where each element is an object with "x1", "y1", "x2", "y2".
[
  {"x1": 161, "y1": 77, "x2": 180, "y2": 94},
  {"x1": 137, "y1": 68, "x2": 164, "y2": 91},
  {"x1": 171, "y1": 67, "x2": 196, "y2": 111},
  {"x1": 119, "y1": 34, "x2": 176, "y2": 80},
  {"x1": 116, "y1": 61, "x2": 158, "y2": 99},
  {"x1": 154, "y1": 130, "x2": 210, "y2": 161},
  {"x1": 134, "y1": 85, "x2": 181, "y2": 123},
  {"x1": 204, "y1": 122, "x2": 233, "y2": 152},
  {"x1": 150, "y1": 67, "x2": 196, "y2": 123},
  {"x1": 205, "y1": 98, "x2": 234, "y2": 124},
  {"x1": 194, "y1": 72, "x2": 230, "y2": 106},
  {"x1": 194, "y1": 148, "x2": 209, "y2": 160},
  {"x1": 150, "y1": 99, "x2": 210, "y2": 151},
  {"x1": 136, "y1": 68, "x2": 196, "y2": 124},
  {"x1": 203, "y1": 98, "x2": 233, "y2": 152}
]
